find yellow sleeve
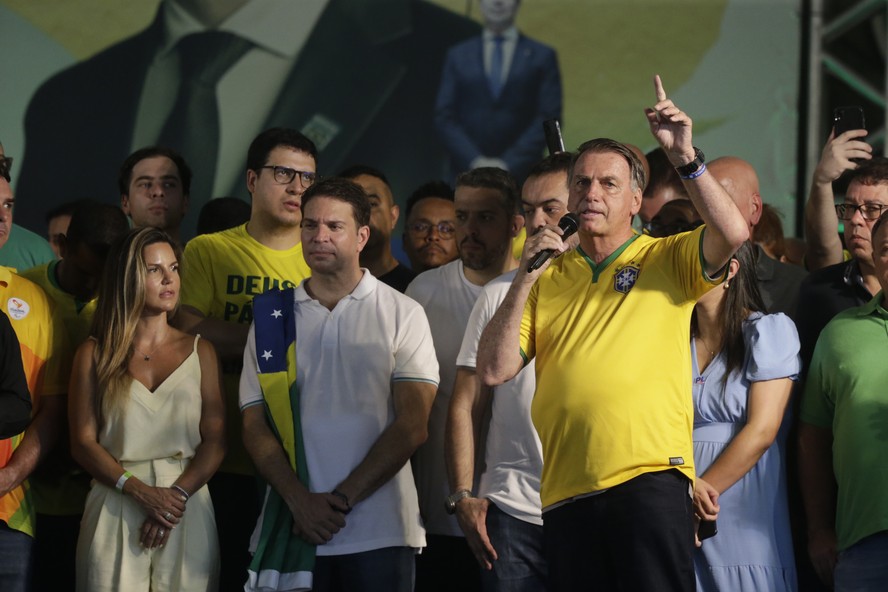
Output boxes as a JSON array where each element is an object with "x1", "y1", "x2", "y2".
[{"x1": 180, "y1": 235, "x2": 215, "y2": 314}]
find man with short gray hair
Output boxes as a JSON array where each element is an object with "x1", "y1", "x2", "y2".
[{"x1": 477, "y1": 77, "x2": 748, "y2": 591}]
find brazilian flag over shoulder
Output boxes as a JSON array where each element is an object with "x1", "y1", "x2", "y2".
[{"x1": 246, "y1": 288, "x2": 314, "y2": 592}]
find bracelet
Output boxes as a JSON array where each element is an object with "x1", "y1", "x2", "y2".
[
  {"x1": 679, "y1": 162, "x2": 707, "y2": 180},
  {"x1": 171, "y1": 485, "x2": 191, "y2": 502},
  {"x1": 331, "y1": 489, "x2": 352, "y2": 514},
  {"x1": 115, "y1": 470, "x2": 132, "y2": 492}
]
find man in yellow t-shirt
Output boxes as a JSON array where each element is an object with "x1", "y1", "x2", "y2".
[
  {"x1": 175, "y1": 128, "x2": 315, "y2": 592},
  {"x1": 476, "y1": 77, "x2": 749, "y2": 591}
]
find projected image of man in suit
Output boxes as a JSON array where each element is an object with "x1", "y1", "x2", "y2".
[{"x1": 435, "y1": 0, "x2": 562, "y2": 186}]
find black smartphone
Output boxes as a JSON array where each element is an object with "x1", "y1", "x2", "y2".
[
  {"x1": 833, "y1": 106, "x2": 866, "y2": 136},
  {"x1": 698, "y1": 519, "x2": 718, "y2": 541}
]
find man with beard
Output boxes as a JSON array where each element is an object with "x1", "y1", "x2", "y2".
[
  {"x1": 340, "y1": 166, "x2": 415, "y2": 292},
  {"x1": 445, "y1": 152, "x2": 571, "y2": 591},
  {"x1": 406, "y1": 167, "x2": 524, "y2": 591}
]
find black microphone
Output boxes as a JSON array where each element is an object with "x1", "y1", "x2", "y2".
[
  {"x1": 527, "y1": 213, "x2": 579, "y2": 273},
  {"x1": 543, "y1": 119, "x2": 565, "y2": 155}
]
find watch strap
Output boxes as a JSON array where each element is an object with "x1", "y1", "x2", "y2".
[{"x1": 675, "y1": 147, "x2": 705, "y2": 178}]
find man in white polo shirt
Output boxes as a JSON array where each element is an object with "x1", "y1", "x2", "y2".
[{"x1": 239, "y1": 177, "x2": 439, "y2": 592}]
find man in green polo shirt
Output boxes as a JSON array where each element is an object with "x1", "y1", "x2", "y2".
[{"x1": 799, "y1": 211, "x2": 888, "y2": 591}]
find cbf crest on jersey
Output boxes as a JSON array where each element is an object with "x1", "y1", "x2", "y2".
[{"x1": 613, "y1": 264, "x2": 640, "y2": 294}]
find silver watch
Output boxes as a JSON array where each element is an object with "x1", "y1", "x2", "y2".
[{"x1": 444, "y1": 489, "x2": 473, "y2": 515}]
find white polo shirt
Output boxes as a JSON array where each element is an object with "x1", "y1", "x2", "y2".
[
  {"x1": 240, "y1": 271, "x2": 439, "y2": 556},
  {"x1": 457, "y1": 269, "x2": 543, "y2": 526}
]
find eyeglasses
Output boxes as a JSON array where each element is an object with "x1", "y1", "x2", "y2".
[
  {"x1": 0, "y1": 156, "x2": 11, "y2": 182},
  {"x1": 260, "y1": 165, "x2": 317, "y2": 187},
  {"x1": 408, "y1": 221, "x2": 456, "y2": 238},
  {"x1": 835, "y1": 203, "x2": 886, "y2": 221}
]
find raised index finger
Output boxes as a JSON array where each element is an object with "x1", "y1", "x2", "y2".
[{"x1": 654, "y1": 74, "x2": 667, "y2": 102}]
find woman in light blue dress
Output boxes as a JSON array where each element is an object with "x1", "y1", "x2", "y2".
[{"x1": 690, "y1": 242, "x2": 800, "y2": 591}]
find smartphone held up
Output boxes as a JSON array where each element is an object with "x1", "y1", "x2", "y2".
[{"x1": 833, "y1": 106, "x2": 866, "y2": 136}]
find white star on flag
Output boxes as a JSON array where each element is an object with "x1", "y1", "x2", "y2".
[
  {"x1": 271, "y1": 309, "x2": 283, "y2": 318},
  {"x1": 261, "y1": 350, "x2": 273, "y2": 361}
]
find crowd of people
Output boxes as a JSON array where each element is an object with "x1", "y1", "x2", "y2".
[{"x1": 1, "y1": 65, "x2": 887, "y2": 592}]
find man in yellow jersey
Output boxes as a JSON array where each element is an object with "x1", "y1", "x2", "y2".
[
  {"x1": 0, "y1": 150, "x2": 71, "y2": 592},
  {"x1": 174, "y1": 127, "x2": 316, "y2": 592},
  {"x1": 477, "y1": 76, "x2": 749, "y2": 591}
]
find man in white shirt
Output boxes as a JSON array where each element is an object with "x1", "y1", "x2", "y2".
[
  {"x1": 446, "y1": 153, "x2": 571, "y2": 591},
  {"x1": 240, "y1": 177, "x2": 438, "y2": 591},
  {"x1": 406, "y1": 166, "x2": 524, "y2": 591}
]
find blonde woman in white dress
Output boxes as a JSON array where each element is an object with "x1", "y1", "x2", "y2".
[{"x1": 69, "y1": 227, "x2": 225, "y2": 591}]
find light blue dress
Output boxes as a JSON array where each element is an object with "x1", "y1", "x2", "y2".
[{"x1": 691, "y1": 312, "x2": 800, "y2": 591}]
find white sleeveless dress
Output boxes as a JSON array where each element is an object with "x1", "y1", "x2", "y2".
[{"x1": 76, "y1": 336, "x2": 219, "y2": 591}]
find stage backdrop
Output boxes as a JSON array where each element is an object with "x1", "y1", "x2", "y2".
[{"x1": 0, "y1": 0, "x2": 801, "y2": 236}]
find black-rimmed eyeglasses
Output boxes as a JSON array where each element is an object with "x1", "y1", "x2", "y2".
[
  {"x1": 835, "y1": 203, "x2": 886, "y2": 221},
  {"x1": 407, "y1": 221, "x2": 456, "y2": 238},
  {"x1": 260, "y1": 165, "x2": 317, "y2": 187}
]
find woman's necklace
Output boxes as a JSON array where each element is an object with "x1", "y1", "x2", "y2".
[
  {"x1": 133, "y1": 336, "x2": 165, "y2": 361},
  {"x1": 695, "y1": 334, "x2": 719, "y2": 359}
]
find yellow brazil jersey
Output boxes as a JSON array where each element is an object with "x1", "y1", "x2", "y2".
[
  {"x1": 519, "y1": 226, "x2": 718, "y2": 508},
  {"x1": 0, "y1": 267, "x2": 71, "y2": 535},
  {"x1": 180, "y1": 223, "x2": 310, "y2": 475}
]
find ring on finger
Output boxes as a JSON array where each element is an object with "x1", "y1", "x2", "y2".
[
  {"x1": 163, "y1": 511, "x2": 173, "y2": 521},
  {"x1": 158, "y1": 528, "x2": 165, "y2": 537}
]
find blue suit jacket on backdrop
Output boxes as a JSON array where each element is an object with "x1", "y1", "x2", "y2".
[{"x1": 434, "y1": 33, "x2": 562, "y2": 184}]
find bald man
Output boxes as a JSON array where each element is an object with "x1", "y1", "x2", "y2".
[{"x1": 709, "y1": 157, "x2": 807, "y2": 321}]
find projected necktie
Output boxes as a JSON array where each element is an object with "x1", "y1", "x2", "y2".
[
  {"x1": 157, "y1": 31, "x2": 252, "y2": 209},
  {"x1": 489, "y1": 35, "x2": 505, "y2": 99}
]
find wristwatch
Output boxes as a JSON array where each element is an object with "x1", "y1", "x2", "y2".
[
  {"x1": 675, "y1": 147, "x2": 705, "y2": 178},
  {"x1": 444, "y1": 489, "x2": 473, "y2": 515}
]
